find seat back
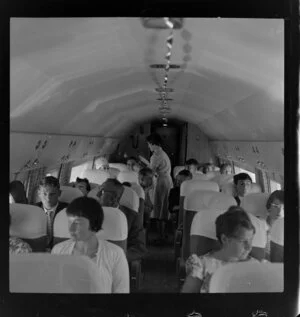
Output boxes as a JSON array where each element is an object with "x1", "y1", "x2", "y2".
[
  {"x1": 211, "y1": 174, "x2": 234, "y2": 187},
  {"x1": 117, "y1": 171, "x2": 139, "y2": 184},
  {"x1": 109, "y1": 163, "x2": 128, "y2": 172},
  {"x1": 108, "y1": 167, "x2": 120, "y2": 179},
  {"x1": 87, "y1": 187, "x2": 100, "y2": 200},
  {"x1": 97, "y1": 207, "x2": 128, "y2": 252},
  {"x1": 10, "y1": 204, "x2": 47, "y2": 252},
  {"x1": 120, "y1": 186, "x2": 139, "y2": 213},
  {"x1": 59, "y1": 186, "x2": 83, "y2": 203},
  {"x1": 10, "y1": 253, "x2": 106, "y2": 293},
  {"x1": 53, "y1": 208, "x2": 70, "y2": 245},
  {"x1": 270, "y1": 217, "x2": 284, "y2": 246},
  {"x1": 209, "y1": 262, "x2": 283, "y2": 293},
  {"x1": 173, "y1": 166, "x2": 185, "y2": 178},
  {"x1": 82, "y1": 169, "x2": 110, "y2": 185},
  {"x1": 183, "y1": 191, "x2": 236, "y2": 260},
  {"x1": 251, "y1": 183, "x2": 262, "y2": 193},
  {"x1": 220, "y1": 182, "x2": 236, "y2": 196},
  {"x1": 240, "y1": 193, "x2": 269, "y2": 219}
]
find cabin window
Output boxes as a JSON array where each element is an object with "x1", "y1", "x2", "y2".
[
  {"x1": 233, "y1": 165, "x2": 256, "y2": 183},
  {"x1": 46, "y1": 170, "x2": 59, "y2": 178},
  {"x1": 69, "y1": 161, "x2": 93, "y2": 182},
  {"x1": 269, "y1": 179, "x2": 282, "y2": 192}
]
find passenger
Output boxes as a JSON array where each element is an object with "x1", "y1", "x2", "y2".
[
  {"x1": 168, "y1": 170, "x2": 192, "y2": 228},
  {"x1": 143, "y1": 133, "x2": 173, "y2": 244},
  {"x1": 75, "y1": 177, "x2": 91, "y2": 196},
  {"x1": 94, "y1": 156, "x2": 110, "y2": 171},
  {"x1": 51, "y1": 197, "x2": 129, "y2": 293},
  {"x1": 220, "y1": 163, "x2": 232, "y2": 175},
  {"x1": 97, "y1": 179, "x2": 147, "y2": 263},
  {"x1": 202, "y1": 163, "x2": 214, "y2": 174},
  {"x1": 9, "y1": 213, "x2": 32, "y2": 254},
  {"x1": 126, "y1": 156, "x2": 140, "y2": 172},
  {"x1": 233, "y1": 173, "x2": 253, "y2": 206},
  {"x1": 185, "y1": 159, "x2": 199, "y2": 174},
  {"x1": 138, "y1": 167, "x2": 155, "y2": 229},
  {"x1": 36, "y1": 176, "x2": 68, "y2": 249},
  {"x1": 9, "y1": 180, "x2": 28, "y2": 204},
  {"x1": 181, "y1": 206, "x2": 257, "y2": 293}
]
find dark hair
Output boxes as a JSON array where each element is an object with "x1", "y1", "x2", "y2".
[
  {"x1": 99, "y1": 178, "x2": 124, "y2": 200},
  {"x1": 185, "y1": 158, "x2": 199, "y2": 166},
  {"x1": 178, "y1": 169, "x2": 192, "y2": 178},
  {"x1": 146, "y1": 133, "x2": 162, "y2": 147},
  {"x1": 215, "y1": 206, "x2": 256, "y2": 244},
  {"x1": 138, "y1": 167, "x2": 154, "y2": 177},
  {"x1": 76, "y1": 177, "x2": 91, "y2": 192},
  {"x1": 10, "y1": 181, "x2": 28, "y2": 204},
  {"x1": 220, "y1": 163, "x2": 231, "y2": 174},
  {"x1": 122, "y1": 182, "x2": 132, "y2": 187},
  {"x1": 266, "y1": 190, "x2": 284, "y2": 209},
  {"x1": 39, "y1": 176, "x2": 60, "y2": 189},
  {"x1": 66, "y1": 197, "x2": 104, "y2": 232},
  {"x1": 233, "y1": 173, "x2": 252, "y2": 185}
]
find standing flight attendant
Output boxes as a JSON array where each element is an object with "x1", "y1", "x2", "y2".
[{"x1": 141, "y1": 133, "x2": 173, "y2": 244}]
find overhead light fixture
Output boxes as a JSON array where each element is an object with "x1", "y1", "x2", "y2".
[
  {"x1": 155, "y1": 87, "x2": 174, "y2": 93},
  {"x1": 163, "y1": 123, "x2": 168, "y2": 127},
  {"x1": 157, "y1": 98, "x2": 173, "y2": 101},
  {"x1": 150, "y1": 64, "x2": 181, "y2": 69},
  {"x1": 141, "y1": 18, "x2": 184, "y2": 29}
]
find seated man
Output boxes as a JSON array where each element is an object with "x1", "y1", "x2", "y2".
[
  {"x1": 185, "y1": 159, "x2": 199, "y2": 174},
  {"x1": 168, "y1": 170, "x2": 192, "y2": 228},
  {"x1": 74, "y1": 177, "x2": 91, "y2": 196},
  {"x1": 36, "y1": 176, "x2": 68, "y2": 249},
  {"x1": 97, "y1": 178, "x2": 147, "y2": 263},
  {"x1": 233, "y1": 173, "x2": 253, "y2": 206}
]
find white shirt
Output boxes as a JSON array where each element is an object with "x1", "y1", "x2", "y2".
[
  {"x1": 52, "y1": 236, "x2": 129, "y2": 293},
  {"x1": 270, "y1": 217, "x2": 284, "y2": 246}
]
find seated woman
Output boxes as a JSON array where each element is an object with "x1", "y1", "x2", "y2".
[
  {"x1": 51, "y1": 197, "x2": 130, "y2": 293},
  {"x1": 74, "y1": 177, "x2": 91, "y2": 196},
  {"x1": 9, "y1": 214, "x2": 32, "y2": 254},
  {"x1": 10, "y1": 180, "x2": 28, "y2": 204},
  {"x1": 181, "y1": 206, "x2": 258, "y2": 293},
  {"x1": 220, "y1": 163, "x2": 232, "y2": 175}
]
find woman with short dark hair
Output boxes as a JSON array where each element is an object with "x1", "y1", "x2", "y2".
[{"x1": 51, "y1": 197, "x2": 129, "y2": 293}]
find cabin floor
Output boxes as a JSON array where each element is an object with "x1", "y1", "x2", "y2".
[{"x1": 133, "y1": 220, "x2": 179, "y2": 293}]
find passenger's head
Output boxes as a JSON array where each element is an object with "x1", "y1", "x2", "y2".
[
  {"x1": 202, "y1": 163, "x2": 213, "y2": 174},
  {"x1": 97, "y1": 178, "x2": 124, "y2": 207},
  {"x1": 126, "y1": 156, "x2": 138, "y2": 171},
  {"x1": 75, "y1": 177, "x2": 91, "y2": 196},
  {"x1": 220, "y1": 163, "x2": 232, "y2": 175},
  {"x1": 38, "y1": 176, "x2": 61, "y2": 209},
  {"x1": 215, "y1": 206, "x2": 256, "y2": 260},
  {"x1": 10, "y1": 181, "x2": 27, "y2": 204},
  {"x1": 94, "y1": 156, "x2": 109, "y2": 170},
  {"x1": 185, "y1": 159, "x2": 199, "y2": 173},
  {"x1": 176, "y1": 169, "x2": 192, "y2": 187},
  {"x1": 138, "y1": 167, "x2": 154, "y2": 189},
  {"x1": 66, "y1": 197, "x2": 104, "y2": 241},
  {"x1": 233, "y1": 173, "x2": 253, "y2": 197},
  {"x1": 146, "y1": 133, "x2": 162, "y2": 152},
  {"x1": 266, "y1": 190, "x2": 284, "y2": 223}
]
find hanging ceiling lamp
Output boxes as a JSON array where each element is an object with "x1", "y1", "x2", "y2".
[{"x1": 141, "y1": 18, "x2": 184, "y2": 29}]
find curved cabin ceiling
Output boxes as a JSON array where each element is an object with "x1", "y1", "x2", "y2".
[{"x1": 10, "y1": 18, "x2": 284, "y2": 141}]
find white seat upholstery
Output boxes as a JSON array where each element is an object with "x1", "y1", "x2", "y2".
[
  {"x1": 87, "y1": 187, "x2": 100, "y2": 200},
  {"x1": 59, "y1": 186, "x2": 83, "y2": 203},
  {"x1": 53, "y1": 208, "x2": 70, "y2": 239},
  {"x1": 209, "y1": 262, "x2": 283, "y2": 292},
  {"x1": 119, "y1": 186, "x2": 139, "y2": 213},
  {"x1": 184, "y1": 190, "x2": 237, "y2": 212},
  {"x1": 109, "y1": 163, "x2": 128, "y2": 172},
  {"x1": 117, "y1": 170, "x2": 139, "y2": 184},
  {"x1": 203, "y1": 171, "x2": 220, "y2": 181},
  {"x1": 130, "y1": 183, "x2": 145, "y2": 200},
  {"x1": 240, "y1": 193, "x2": 269, "y2": 220},
  {"x1": 10, "y1": 253, "x2": 106, "y2": 293},
  {"x1": 108, "y1": 167, "x2": 120, "y2": 179},
  {"x1": 82, "y1": 169, "x2": 110, "y2": 185},
  {"x1": 270, "y1": 217, "x2": 284, "y2": 246},
  {"x1": 251, "y1": 183, "x2": 262, "y2": 193},
  {"x1": 10, "y1": 203, "x2": 47, "y2": 239},
  {"x1": 180, "y1": 179, "x2": 219, "y2": 198},
  {"x1": 211, "y1": 174, "x2": 234, "y2": 187},
  {"x1": 220, "y1": 182, "x2": 236, "y2": 196},
  {"x1": 173, "y1": 166, "x2": 185, "y2": 178}
]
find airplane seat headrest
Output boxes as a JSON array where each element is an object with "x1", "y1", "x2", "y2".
[
  {"x1": 180, "y1": 179, "x2": 219, "y2": 197},
  {"x1": 89, "y1": 183, "x2": 98, "y2": 190},
  {"x1": 87, "y1": 187, "x2": 100, "y2": 201},
  {"x1": 251, "y1": 183, "x2": 262, "y2": 193},
  {"x1": 117, "y1": 171, "x2": 139, "y2": 184},
  {"x1": 130, "y1": 183, "x2": 145, "y2": 200},
  {"x1": 209, "y1": 262, "x2": 283, "y2": 293},
  {"x1": 109, "y1": 163, "x2": 128, "y2": 172},
  {"x1": 240, "y1": 193, "x2": 269, "y2": 219},
  {"x1": 10, "y1": 253, "x2": 106, "y2": 293},
  {"x1": 220, "y1": 182, "x2": 236, "y2": 196},
  {"x1": 119, "y1": 186, "x2": 139, "y2": 213},
  {"x1": 203, "y1": 171, "x2": 220, "y2": 180},
  {"x1": 184, "y1": 190, "x2": 237, "y2": 212},
  {"x1": 212, "y1": 174, "x2": 234, "y2": 187},
  {"x1": 108, "y1": 167, "x2": 120, "y2": 179},
  {"x1": 82, "y1": 169, "x2": 110, "y2": 185},
  {"x1": 173, "y1": 166, "x2": 185, "y2": 178},
  {"x1": 53, "y1": 208, "x2": 70, "y2": 239},
  {"x1": 59, "y1": 186, "x2": 83, "y2": 203},
  {"x1": 270, "y1": 217, "x2": 284, "y2": 246}
]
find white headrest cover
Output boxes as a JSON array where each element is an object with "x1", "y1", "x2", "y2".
[
  {"x1": 240, "y1": 193, "x2": 269, "y2": 219},
  {"x1": 130, "y1": 183, "x2": 145, "y2": 200},
  {"x1": 87, "y1": 187, "x2": 100, "y2": 200},
  {"x1": 10, "y1": 204, "x2": 47, "y2": 238},
  {"x1": 109, "y1": 163, "x2": 129, "y2": 172},
  {"x1": 119, "y1": 186, "x2": 139, "y2": 212},
  {"x1": 184, "y1": 190, "x2": 237, "y2": 211},
  {"x1": 117, "y1": 171, "x2": 139, "y2": 184},
  {"x1": 212, "y1": 174, "x2": 234, "y2": 187},
  {"x1": 82, "y1": 169, "x2": 110, "y2": 185},
  {"x1": 220, "y1": 182, "x2": 236, "y2": 196},
  {"x1": 270, "y1": 217, "x2": 284, "y2": 246},
  {"x1": 173, "y1": 166, "x2": 185, "y2": 178},
  {"x1": 190, "y1": 209, "x2": 267, "y2": 248},
  {"x1": 108, "y1": 167, "x2": 120, "y2": 179},
  {"x1": 203, "y1": 171, "x2": 220, "y2": 181},
  {"x1": 209, "y1": 262, "x2": 283, "y2": 293},
  {"x1": 10, "y1": 253, "x2": 105, "y2": 293},
  {"x1": 180, "y1": 179, "x2": 219, "y2": 197},
  {"x1": 59, "y1": 186, "x2": 83, "y2": 203},
  {"x1": 53, "y1": 208, "x2": 70, "y2": 238},
  {"x1": 251, "y1": 183, "x2": 262, "y2": 193},
  {"x1": 97, "y1": 207, "x2": 128, "y2": 241}
]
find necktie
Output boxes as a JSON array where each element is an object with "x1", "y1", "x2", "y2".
[{"x1": 46, "y1": 211, "x2": 54, "y2": 246}]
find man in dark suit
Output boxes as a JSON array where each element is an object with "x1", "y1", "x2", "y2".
[{"x1": 36, "y1": 176, "x2": 68, "y2": 249}]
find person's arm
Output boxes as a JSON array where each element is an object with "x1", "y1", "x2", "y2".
[
  {"x1": 181, "y1": 276, "x2": 203, "y2": 293},
  {"x1": 112, "y1": 248, "x2": 130, "y2": 293},
  {"x1": 181, "y1": 254, "x2": 204, "y2": 293}
]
